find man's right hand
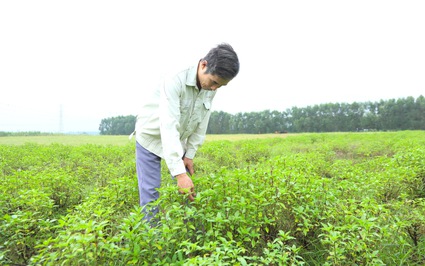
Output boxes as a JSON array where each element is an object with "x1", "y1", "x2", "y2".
[{"x1": 175, "y1": 173, "x2": 196, "y2": 201}]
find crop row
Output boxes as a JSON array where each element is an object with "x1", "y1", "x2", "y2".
[{"x1": 1, "y1": 132, "x2": 424, "y2": 265}]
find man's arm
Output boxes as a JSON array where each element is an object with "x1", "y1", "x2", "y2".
[
  {"x1": 159, "y1": 77, "x2": 187, "y2": 176},
  {"x1": 158, "y1": 76, "x2": 196, "y2": 201}
]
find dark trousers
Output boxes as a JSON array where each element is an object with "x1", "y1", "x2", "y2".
[{"x1": 136, "y1": 141, "x2": 161, "y2": 222}]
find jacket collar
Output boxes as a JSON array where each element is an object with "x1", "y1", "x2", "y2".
[{"x1": 185, "y1": 64, "x2": 198, "y2": 88}]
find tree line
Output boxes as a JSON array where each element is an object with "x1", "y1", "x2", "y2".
[
  {"x1": 207, "y1": 95, "x2": 425, "y2": 134},
  {"x1": 99, "y1": 115, "x2": 136, "y2": 135},
  {"x1": 98, "y1": 96, "x2": 425, "y2": 135}
]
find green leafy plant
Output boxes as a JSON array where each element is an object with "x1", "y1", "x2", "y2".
[{"x1": 1, "y1": 131, "x2": 425, "y2": 265}]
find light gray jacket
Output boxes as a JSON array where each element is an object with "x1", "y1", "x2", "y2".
[{"x1": 135, "y1": 65, "x2": 216, "y2": 176}]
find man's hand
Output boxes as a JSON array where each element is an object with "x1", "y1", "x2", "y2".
[
  {"x1": 183, "y1": 157, "x2": 194, "y2": 175},
  {"x1": 175, "y1": 173, "x2": 196, "y2": 201}
]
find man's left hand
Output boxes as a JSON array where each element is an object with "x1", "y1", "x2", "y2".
[{"x1": 183, "y1": 157, "x2": 194, "y2": 175}]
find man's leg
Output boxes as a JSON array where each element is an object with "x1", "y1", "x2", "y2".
[{"x1": 135, "y1": 141, "x2": 161, "y2": 223}]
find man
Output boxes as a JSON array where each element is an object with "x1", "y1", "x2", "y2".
[{"x1": 134, "y1": 43, "x2": 240, "y2": 222}]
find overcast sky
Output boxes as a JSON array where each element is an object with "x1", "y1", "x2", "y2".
[{"x1": 1, "y1": 1, "x2": 424, "y2": 132}]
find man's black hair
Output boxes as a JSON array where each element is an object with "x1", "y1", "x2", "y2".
[{"x1": 203, "y1": 43, "x2": 240, "y2": 80}]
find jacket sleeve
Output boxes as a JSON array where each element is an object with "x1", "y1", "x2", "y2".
[{"x1": 159, "y1": 77, "x2": 187, "y2": 177}]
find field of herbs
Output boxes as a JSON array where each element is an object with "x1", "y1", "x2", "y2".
[{"x1": 1, "y1": 131, "x2": 425, "y2": 265}]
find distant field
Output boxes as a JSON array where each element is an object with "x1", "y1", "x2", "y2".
[
  {"x1": 0, "y1": 135, "x2": 133, "y2": 146},
  {"x1": 0, "y1": 134, "x2": 291, "y2": 145}
]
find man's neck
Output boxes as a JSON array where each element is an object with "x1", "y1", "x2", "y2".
[{"x1": 196, "y1": 60, "x2": 202, "y2": 90}]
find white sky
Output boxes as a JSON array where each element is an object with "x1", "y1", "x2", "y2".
[{"x1": 1, "y1": 1, "x2": 424, "y2": 132}]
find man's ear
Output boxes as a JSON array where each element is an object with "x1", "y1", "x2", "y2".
[{"x1": 200, "y1": 60, "x2": 208, "y2": 70}]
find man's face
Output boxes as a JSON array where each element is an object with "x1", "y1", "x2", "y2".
[{"x1": 198, "y1": 60, "x2": 231, "y2": 91}]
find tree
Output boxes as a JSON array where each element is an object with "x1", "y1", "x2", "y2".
[
  {"x1": 414, "y1": 95, "x2": 425, "y2": 130},
  {"x1": 99, "y1": 115, "x2": 136, "y2": 135}
]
